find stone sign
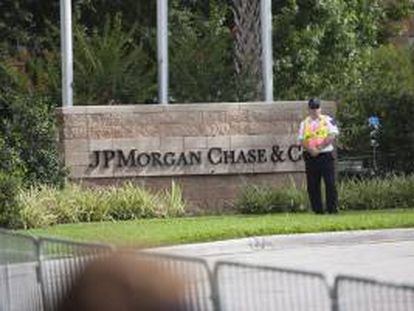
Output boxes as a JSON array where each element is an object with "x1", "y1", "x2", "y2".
[{"x1": 57, "y1": 101, "x2": 335, "y2": 210}]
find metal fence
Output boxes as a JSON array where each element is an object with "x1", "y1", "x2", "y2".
[
  {"x1": 333, "y1": 275, "x2": 414, "y2": 311},
  {"x1": 38, "y1": 237, "x2": 112, "y2": 311},
  {"x1": 213, "y1": 261, "x2": 331, "y2": 311},
  {"x1": 139, "y1": 251, "x2": 215, "y2": 311},
  {"x1": 0, "y1": 231, "x2": 42, "y2": 311},
  {"x1": 1, "y1": 229, "x2": 414, "y2": 311},
  {"x1": 0, "y1": 230, "x2": 215, "y2": 311}
]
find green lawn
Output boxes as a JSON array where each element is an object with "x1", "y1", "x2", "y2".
[{"x1": 26, "y1": 209, "x2": 414, "y2": 247}]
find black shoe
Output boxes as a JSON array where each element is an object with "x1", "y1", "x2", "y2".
[{"x1": 327, "y1": 210, "x2": 338, "y2": 214}]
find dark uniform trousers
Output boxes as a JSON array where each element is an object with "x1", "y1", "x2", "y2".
[{"x1": 304, "y1": 151, "x2": 338, "y2": 214}]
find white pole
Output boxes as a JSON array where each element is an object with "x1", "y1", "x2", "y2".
[
  {"x1": 260, "y1": 0, "x2": 273, "y2": 102},
  {"x1": 60, "y1": 0, "x2": 73, "y2": 107},
  {"x1": 157, "y1": 0, "x2": 169, "y2": 105}
]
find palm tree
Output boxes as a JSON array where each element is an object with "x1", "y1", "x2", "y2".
[{"x1": 230, "y1": 0, "x2": 263, "y2": 101}]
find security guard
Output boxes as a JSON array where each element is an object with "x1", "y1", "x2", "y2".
[{"x1": 298, "y1": 99, "x2": 339, "y2": 214}]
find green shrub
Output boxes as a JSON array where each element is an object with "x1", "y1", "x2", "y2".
[
  {"x1": 107, "y1": 183, "x2": 160, "y2": 220},
  {"x1": 68, "y1": 186, "x2": 113, "y2": 223},
  {"x1": 18, "y1": 186, "x2": 59, "y2": 229},
  {"x1": 0, "y1": 136, "x2": 26, "y2": 179},
  {"x1": 162, "y1": 181, "x2": 186, "y2": 217},
  {"x1": 108, "y1": 182, "x2": 186, "y2": 220},
  {"x1": 236, "y1": 184, "x2": 307, "y2": 214},
  {"x1": 0, "y1": 92, "x2": 66, "y2": 187},
  {"x1": 0, "y1": 171, "x2": 22, "y2": 228},
  {"x1": 18, "y1": 184, "x2": 114, "y2": 228},
  {"x1": 390, "y1": 175, "x2": 414, "y2": 209},
  {"x1": 338, "y1": 174, "x2": 414, "y2": 210},
  {"x1": 237, "y1": 174, "x2": 414, "y2": 214},
  {"x1": 17, "y1": 182, "x2": 187, "y2": 229}
]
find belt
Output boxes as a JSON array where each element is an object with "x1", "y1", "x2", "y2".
[{"x1": 303, "y1": 151, "x2": 332, "y2": 161}]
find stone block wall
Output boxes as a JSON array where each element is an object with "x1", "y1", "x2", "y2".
[{"x1": 57, "y1": 101, "x2": 336, "y2": 211}]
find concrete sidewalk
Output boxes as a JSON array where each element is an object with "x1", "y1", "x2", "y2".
[{"x1": 152, "y1": 228, "x2": 414, "y2": 285}]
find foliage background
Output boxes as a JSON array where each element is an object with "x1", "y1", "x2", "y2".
[
  {"x1": 0, "y1": 0, "x2": 413, "y2": 223},
  {"x1": 237, "y1": 175, "x2": 414, "y2": 214}
]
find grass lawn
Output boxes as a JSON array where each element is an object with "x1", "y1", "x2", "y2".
[{"x1": 26, "y1": 209, "x2": 414, "y2": 247}]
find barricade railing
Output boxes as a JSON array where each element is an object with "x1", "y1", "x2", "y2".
[
  {"x1": 0, "y1": 229, "x2": 38, "y2": 264},
  {"x1": 1, "y1": 229, "x2": 414, "y2": 311},
  {"x1": 0, "y1": 229, "x2": 42, "y2": 311},
  {"x1": 213, "y1": 261, "x2": 331, "y2": 311},
  {"x1": 138, "y1": 251, "x2": 216, "y2": 311},
  {"x1": 333, "y1": 275, "x2": 414, "y2": 311},
  {"x1": 37, "y1": 236, "x2": 112, "y2": 311}
]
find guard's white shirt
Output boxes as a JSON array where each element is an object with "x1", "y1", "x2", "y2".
[{"x1": 297, "y1": 114, "x2": 339, "y2": 153}]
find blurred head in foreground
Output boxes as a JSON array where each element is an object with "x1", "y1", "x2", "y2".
[{"x1": 61, "y1": 251, "x2": 189, "y2": 311}]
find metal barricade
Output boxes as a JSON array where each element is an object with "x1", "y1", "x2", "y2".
[
  {"x1": 333, "y1": 275, "x2": 414, "y2": 311},
  {"x1": 0, "y1": 229, "x2": 42, "y2": 311},
  {"x1": 213, "y1": 261, "x2": 331, "y2": 311},
  {"x1": 0, "y1": 230, "x2": 215, "y2": 311},
  {"x1": 37, "y1": 236, "x2": 112, "y2": 311},
  {"x1": 2, "y1": 229, "x2": 414, "y2": 311},
  {"x1": 138, "y1": 251, "x2": 216, "y2": 311}
]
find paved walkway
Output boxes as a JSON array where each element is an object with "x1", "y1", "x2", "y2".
[{"x1": 153, "y1": 228, "x2": 414, "y2": 285}]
